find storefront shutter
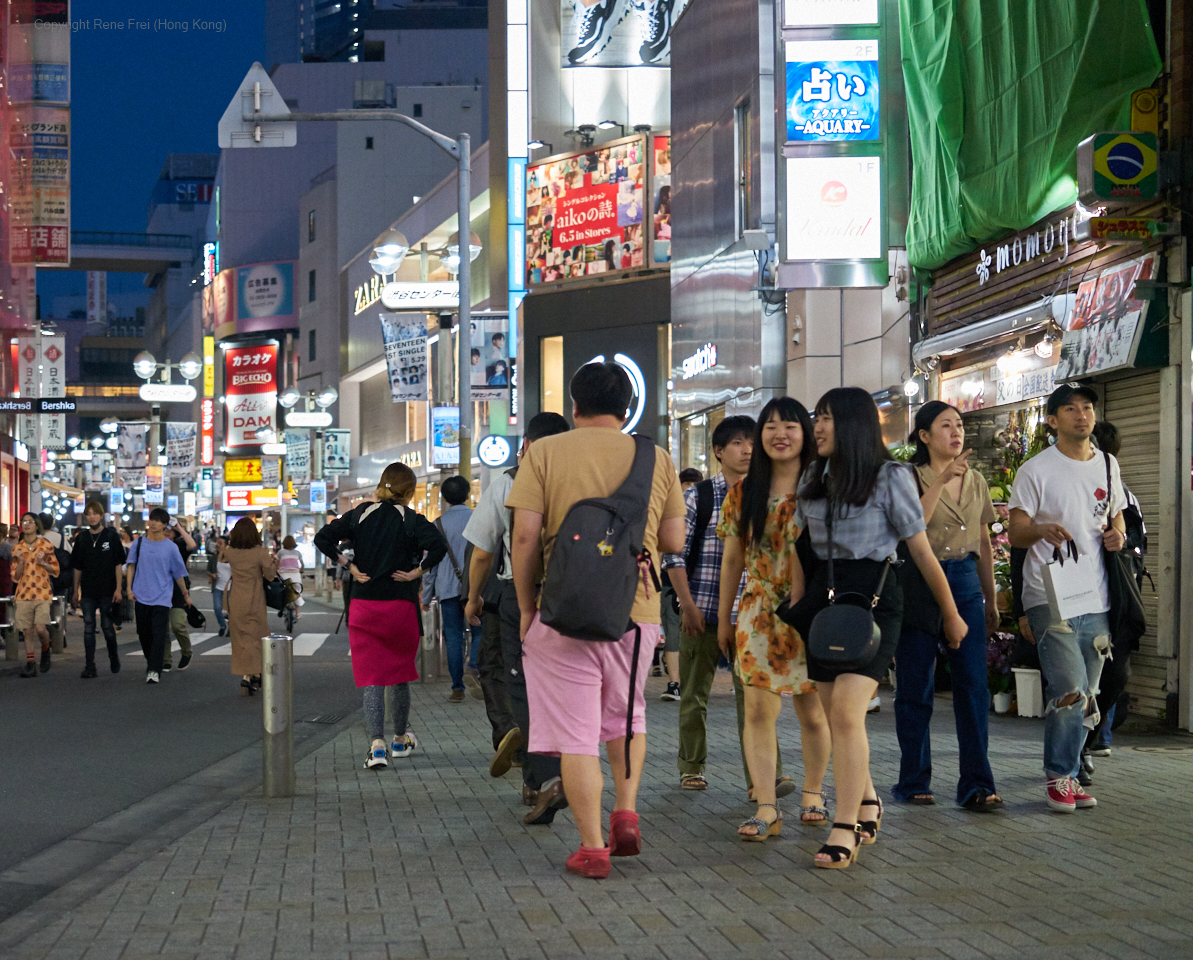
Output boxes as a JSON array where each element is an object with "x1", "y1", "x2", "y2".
[{"x1": 1102, "y1": 371, "x2": 1164, "y2": 718}]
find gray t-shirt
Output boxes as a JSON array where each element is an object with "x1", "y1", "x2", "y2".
[
  {"x1": 794, "y1": 460, "x2": 926, "y2": 561},
  {"x1": 462, "y1": 470, "x2": 515, "y2": 581}
]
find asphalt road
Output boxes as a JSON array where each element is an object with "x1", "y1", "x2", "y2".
[{"x1": 0, "y1": 582, "x2": 359, "y2": 917}]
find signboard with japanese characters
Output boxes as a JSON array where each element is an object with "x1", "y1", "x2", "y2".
[
  {"x1": 323, "y1": 428, "x2": 351, "y2": 477},
  {"x1": 379, "y1": 314, "x2": 429, "y2": 403},
  {"x1": 166, "y1": 422, "x2": 198, "y2": 479},
  {"x1": 224, "y1": 342, "x2": 278, "y2": 449},
  {"x1": 7, "y1": 108, "x2": 70, "y2": 265},
  {"x1": 285, "y1": 430, "x2": 312, "y2": 484},
  {"x1": 786, "y1": 39, "x2": 880, "y2": 142}
]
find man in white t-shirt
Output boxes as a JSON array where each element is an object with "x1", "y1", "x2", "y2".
[{"x1": 1008, "y1": 383, "x2": 1126, "y2": 814}]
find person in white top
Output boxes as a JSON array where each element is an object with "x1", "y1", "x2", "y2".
[
  {"x1": 210, "y1": 536, "x2": 231, "y2": 637},
  {"x1": 1008, "y1": 383, "x2": 1126, "y2": 814},
  {"x1": 276, "y1": 536, "x2": 305, "y2": 616}
]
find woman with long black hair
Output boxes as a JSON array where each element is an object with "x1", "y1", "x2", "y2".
[
  {"x1": 893, "y1": 401, "x2": 1002, "y2": 811},
  {"x1": 716, "y1": 397, "x2": 832, "y2": 841},
  {"x1": 782, "y1": 387, "x2": 967, "y2": 868}
]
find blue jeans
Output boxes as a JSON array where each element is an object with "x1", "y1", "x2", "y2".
[
  {"x1": 213, "y1": 587, "x2": 227, "y2": 632},
  {"x1": 893, "y1": 555, "x2": 996, "y2": 806},
  {"x1": 1025, "y1": 605, "x2": 1110, "y2": 780},
  {"x1": 440, "y1": 597, "x2": 480, "y2": 691}
]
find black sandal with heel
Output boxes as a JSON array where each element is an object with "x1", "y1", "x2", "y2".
[
  {"x1": 859, "y1": 797, "x2": 883, "y2": 845},
  {"x1": 814, "y1": 823, "x2": 861, "y2": 869}
]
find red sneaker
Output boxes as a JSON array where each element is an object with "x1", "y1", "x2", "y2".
[
  {"x1": 1071, "y1": 782, "x2": 1097, "y2": 809},
  {"x1": 1046, "y1": 777, "x2": 1077, "y2": 813},
  {"x1": 566, "y1": 845, "x2": 611, "y2": 879},
  {"x1": 609, "y1": 810, "x2": 641, "y2": 857}
]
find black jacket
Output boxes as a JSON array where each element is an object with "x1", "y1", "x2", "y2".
[{"x1": 314, "y1": 501, "x2": 447, "y2": 603}]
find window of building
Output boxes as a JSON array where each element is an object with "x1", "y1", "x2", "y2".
[
  {"x1": 308, "y1": 269, "x2": 316, "y2": 302},
  {"x1": 734, "y1": 98, "x2": 753, "y2": 236},
  {"x1": 413, "y1": 103, "x2": 423, "y2": 118},
  {"x1": 308, "y1": 209, "x2": 316, "y2": 243},
  {"x1": 309, "y1": 328, "x2": 317, "y2": 363},
  {"x1": 366, "y1": 136, "x2": 374, "y2": 149},
  {"x1": 541, "y1": 336, "x2": 564, "y2": 415}
]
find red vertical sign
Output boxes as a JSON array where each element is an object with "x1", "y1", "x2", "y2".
[
  {"x1": 200, "y1": 398, "x2": 215, "y2": 465},
  {"x1": 224, "y1": 343, "x2": 278, "y2": 449}
]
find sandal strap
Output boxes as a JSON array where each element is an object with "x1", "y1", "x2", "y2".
[
  {"x1": 830, "y1": 822, "x2": 857, "y2": 830},
  {"x1": 738, "y1": 817, "x2": 770, "y2": 833},
  {"x1": 816, "y1": 844, "x2": 852, "y2": 861},
  {"x1": 755, "y1": 803, "x2": 779, "y2": 814},
  {"x1": 802, "y1": 805, "x2": 828, "y2": 817}
]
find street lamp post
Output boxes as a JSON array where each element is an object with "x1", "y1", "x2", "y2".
[{"x1": 220, "y1": 65, "x2": 476, "y2": 482}]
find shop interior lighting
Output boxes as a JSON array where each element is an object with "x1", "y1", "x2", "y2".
[
  {"x1": 1034, "y1": 334, "x2": 1058, "y2": 359},
  {"x1": 902, "y1": 378, "x2": 921, "y2": 398}
]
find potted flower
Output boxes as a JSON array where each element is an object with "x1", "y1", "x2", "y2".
[{"x1": 987, "y1": 631, "x2": 1015, "y2": 713}]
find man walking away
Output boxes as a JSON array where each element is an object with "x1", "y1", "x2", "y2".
[
  {"x1": 421, "y1": 476, "x2": 481, "y2": 702},
  {"x1": 163, "y1": 521, "x2": 198, "y2": 671},
  {"x1": 13, "y1": 513, "x2": 59, "y2": 677},
  {"x1": 127, "y1": 508, "x2": 193, "y2": 684},
  {"x1": 508, "y1": 361, "x2": 686, "y2": 878},
  {"x1": 661, "y1": 415, "x2": 797, "y2": 798},
  {"x1": 463, "y1": 412, "x2": 571, "y2": 796},
  {"x1": 1009, "y1": 384, "x2": 1126, "y2": 813},
  {"x1": 72, "y1": 501, "x2": 126, "y2": 677},
  {"x1": 656, "y1": 467, "x2": 704, "y2": 691}
]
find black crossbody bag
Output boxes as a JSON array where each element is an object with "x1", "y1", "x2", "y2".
[
  {"x1": 1101, "y1": 453, "x2": 1146, "y2": 647},
  {"x1": 806, "y1": 501, "x2": 893, "y2": 671}
]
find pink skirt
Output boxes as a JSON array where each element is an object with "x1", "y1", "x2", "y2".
[{"x1": 347, "y1": 598, "x2": 420, "y2": 687}]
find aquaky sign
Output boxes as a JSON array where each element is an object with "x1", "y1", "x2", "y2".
[{"x1": 681, "y1": 343, "x2": 718, "y2": 380}]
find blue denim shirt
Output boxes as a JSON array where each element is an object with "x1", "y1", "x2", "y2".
[{"x1": 422, "y1": 503, "x2": 473, "y2": 601}]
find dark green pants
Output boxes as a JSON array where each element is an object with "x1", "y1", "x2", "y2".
[{"x1": 677, "y1": 624, "x2": 782, "y2": 789}]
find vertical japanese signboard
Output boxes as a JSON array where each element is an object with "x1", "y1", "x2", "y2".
[
  {"x1": 40, "y1": 336, "x2": 65, "y2": 449},
  {"x1": 323, "y1": 428, "x2": 351, "y2": 476},
  {"x1": 15, "y1": 336, "x2": 39, "y2": 445},
  {"x1": 470, "y1": 315, "x2": 510, "y2": 401},
  {"x1": 200, "y1": 398, "x2": 215, "y2": 466},
  {"x1": 86, "y1": 272, "x2": 106, "y2": 325},
  {"x1": 224, "y1": 342, "x2": 278, "y2": 449}
]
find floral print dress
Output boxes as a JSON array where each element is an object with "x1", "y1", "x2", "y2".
[{"x1": 717, "y1": 481, "x2": 814, "y2": 695}]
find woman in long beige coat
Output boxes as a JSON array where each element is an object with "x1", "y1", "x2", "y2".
[{"x1": 222, "y1": 517, "x2": 278, "y2": 695}]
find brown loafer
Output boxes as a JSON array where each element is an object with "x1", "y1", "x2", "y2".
[
  {"x1": 524, "y1": 776, "x2": 568, "y2": 825},
  {"x1": 448, "y1": 689, "x2": 465, "y2": 703},
  {"x1": 522, "y1": 784, "x2": 539, "y2": 807},
  {"x1": 490, "y1": 728, "x2": 523, "y2": 779}
]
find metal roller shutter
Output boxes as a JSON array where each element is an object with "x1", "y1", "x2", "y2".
[{"x1": 1102, "y1": 371, "x2": 1165, "y2": 718}]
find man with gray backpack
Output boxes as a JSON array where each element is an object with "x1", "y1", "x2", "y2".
[{"x1": 507, "y1": 362, "x2": 686, "y2": 879}]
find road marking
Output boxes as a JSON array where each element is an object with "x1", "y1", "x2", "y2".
[
  {"x1": 200, "y1": 633, "x2": 332, "y2": 656},
  {"x1": 127, "y1": 634, "x2": 218, "y2": 657}
]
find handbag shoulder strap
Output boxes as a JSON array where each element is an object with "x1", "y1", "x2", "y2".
[
  {"x1": 434, "y1": 516, "x2": 464, "y2": 580},
  {"x1": 824, "y1": 499, "x2": 836, "y2": 597},
  {"x1": 1104, "y1": 452, "x2": 1114, "y2": 528}
]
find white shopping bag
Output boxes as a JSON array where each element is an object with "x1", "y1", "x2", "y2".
[{"x1": 1041, "y1": 544, "x2": 1102, "y2": 622}]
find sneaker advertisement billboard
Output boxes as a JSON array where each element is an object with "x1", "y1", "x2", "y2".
[{"x1": 561, "y1": 0, "x2": 691, "y2": 66}]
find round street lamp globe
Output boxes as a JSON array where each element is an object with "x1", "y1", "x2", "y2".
[
  {"x1": 100, "y1": 417, "x2": 119, "y2": 433},
  {"x1": 278, "y1": 388, "x2": 301, "y2": 409},
  {"x1": 133, "y1": 351, "x2": 158, "y2": 380},
  {"x1": 446, "y1": 230, "x2": 483, "y2": 264},
  {"x1": 105, "y1": 436, "x2": 118, "y2": 450},
  {"x1": 315, "y1": 386, "x2": 339, "y2": 409},
  {"x1": 178, "y1": 352, "x2": 203, "y2": 381}
]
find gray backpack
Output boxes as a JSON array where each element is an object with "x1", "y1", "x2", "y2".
[{"x1": 538, "y1": 434, "x2": 661, "y2": 774}]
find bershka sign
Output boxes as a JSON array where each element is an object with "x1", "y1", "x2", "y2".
[
  {"x1": 224, "y1": 342, "x2": 278, "y2": 449},
  {"x1": 681, "y1": 343, "x2": 718, "y2": 379}
]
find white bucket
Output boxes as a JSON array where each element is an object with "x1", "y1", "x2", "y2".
[{"x1": 1012, "y1": 667, "x2": 1044, "y2": 718}]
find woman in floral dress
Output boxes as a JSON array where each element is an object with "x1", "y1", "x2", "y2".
[{"x1": 717, "y1": 397, "x2": 832, "y2": 840}]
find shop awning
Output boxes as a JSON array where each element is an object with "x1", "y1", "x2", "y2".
[{"x1": 913, "y1": 294, "x2": 1074, "y2": 366}]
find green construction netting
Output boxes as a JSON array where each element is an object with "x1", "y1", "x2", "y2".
[{"x1": 900, "y1": 0, "x2": 1162, "y2": 270}]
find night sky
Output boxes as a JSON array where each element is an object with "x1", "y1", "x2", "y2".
[{"x1": 38, "y1": 0, "x2": 266, "y2": 308}]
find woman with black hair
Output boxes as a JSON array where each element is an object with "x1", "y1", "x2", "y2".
[
  {"x1": 892, "y1": 401, "x2": 1002, "y2": 811},
  {"x1": 716, "y1": 397, "x2": 832, "y2": 840},
  {"x1": 782, "y1": 387, "x2": 967, "y2": 868}
]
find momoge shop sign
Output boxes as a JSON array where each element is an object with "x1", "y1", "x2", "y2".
[
  {"x1": 975, "y1": 211, "x2": 1077, "y2": 286},
  {"x1": 681, "y1": 343, "x2": 718, "y2": 379}
]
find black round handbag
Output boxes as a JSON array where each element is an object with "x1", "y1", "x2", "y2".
[{"x1": 186, "y1": 604, "x2": 207, "y2": 629}]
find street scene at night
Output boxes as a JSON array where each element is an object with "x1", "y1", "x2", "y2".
[{"x1": 0, "y1": 1, "x2": 1191, "y2": 958}]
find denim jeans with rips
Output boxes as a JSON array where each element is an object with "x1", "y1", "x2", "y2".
[{"x1": 1025, "y1": 605, "x2": 1111, "y2": 780}]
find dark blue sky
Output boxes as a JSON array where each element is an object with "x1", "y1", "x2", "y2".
[{"x1": 40, "y1": 0, "x2": 266, "y2": 306}]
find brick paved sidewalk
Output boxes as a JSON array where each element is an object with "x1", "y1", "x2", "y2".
[{"x1": 8, "y1": 672, "x2": 1193, "y2": 960}]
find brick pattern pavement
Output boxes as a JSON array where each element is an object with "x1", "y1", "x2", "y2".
[{"x1": 8, "y1": 672, "x2": 1193, "y2": 960}]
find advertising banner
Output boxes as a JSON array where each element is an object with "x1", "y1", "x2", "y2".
[
  {"x1": 108, "y1": 487, "x2": 124, "y2": 516},
  {"x1": 166, "y1": 422, "x2": 197, "y2": 479},
  {"x1": 224, "y1": 487, "x2": 281, "y2": 511},
  {"x1": 145, "y1": 465, "x2": 164, "y2": 504},
  {"x1": 309, "y1": 480, "x2": 327, "y2": 513},
  {"x1": 40, "y1": 336, "x2": 66, "y2": 449},
  {"x1": 224, "y1": 342, "x2": 278, "y2": 449},
  {"x1": 7, "y1": 106, "x2": 70, "y2": 265},
  {"x1": 286, "y1": 430, "x2": 312, "y2": 484},
  {"x1": 236, "y1": 261, "x2": 296, "y2": 334},
  {"x1": 379, "y1": 314, "x2": 429, "y2": 403},
  {"x1": 116, "y1": 423, "x2": 148, "y2": 470},
  {"x1": 16, "y1": 336, "x2": 39, "y2": 445},
  {"x1": 1055, "y1": 253, "x2": 1159, "y2": 380},
  {"x1": 525, "y1": 138, "x2": 647, "y2": 285},
  {"x1": 785, "y1": 156, "x2": 882, "y2": 260},
  {"x1": 323, "y1": 428, "x2": 351, "y2": 476},
  {"x1": 203, "y1": 268, "x2": 236, "y2": 336},
  {"x1": 559, "y1": 0, "x2": 690, "y2": 66},
  {"x1": 431, "y1": 406, "x2": 460, "y2": 466},
  {"x1": 470, "y1": 315, "x2": 510, "y2": 401},
  {"x1": 261, "y1": 457, "x2": 281, "y2": 488},
  {"x1": 200, "y1": 397, "x2": 215, "y2": 465},
  {"x1": 225, "y1": 458, "x2": 263, "y2": 484},
  {"x1": 652, "y1": 136, "x2": 671, "y2": 264},
  {"x1": 87, "y1": 272, "x2": 107, "y2": 325},
  {"x1": 785, "y1": 39, "x2": 880, "y2": 143}
]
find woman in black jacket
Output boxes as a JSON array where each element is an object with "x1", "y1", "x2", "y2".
[{"x1": 315, "y1": 462, "x2": 447, "y2": 770}]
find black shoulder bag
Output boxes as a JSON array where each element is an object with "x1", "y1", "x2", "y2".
[
  {"x1": 806, "y1": 500, "x2": 892, "y2": 671},
  {"x1": 1102, "y1": 453, "x2": 1146, "y2": 649},
  {"x1": 895, "y1": 468, "x2": 943, "y2": 635}
]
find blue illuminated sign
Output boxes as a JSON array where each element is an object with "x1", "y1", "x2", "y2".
[{"x1": 785, "y1": 39, "x2": 880, "y2": 143}]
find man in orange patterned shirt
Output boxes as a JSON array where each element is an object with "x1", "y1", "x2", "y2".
[{"x1": 13, "y1": 512, "x2": 60, "y2": 678}]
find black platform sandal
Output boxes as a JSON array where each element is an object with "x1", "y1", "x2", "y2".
[
  {"x1": 859, "y1": 797, "x2": 883, "y2": 845},
  {"x1": 814, "y1": 823, "x2": 861, "y2": 869}
]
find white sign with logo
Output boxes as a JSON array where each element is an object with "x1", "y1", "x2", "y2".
[
  {"x1": 681, "y1": 343, "x2": 718, "y2": 380},
  {"x1": 477, "y1": 434, "x2": 512, "y2": 468},
  {"x1": 784, "y1": 0, "x2": 878, "y2": 26},
  {"x1": 786, "y1": 156, "x2": 882, "y2": 261},
  {"x1": 381, "y1": 281, "x2": 459, "y2": 310}
]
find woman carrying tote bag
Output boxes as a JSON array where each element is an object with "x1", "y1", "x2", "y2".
[
  {"x1": 892, "y1": 401, "x2": 1002, "y2": 812},
  {"x1": 780, "y1": 387, "x2": 967, "y2": 869}
]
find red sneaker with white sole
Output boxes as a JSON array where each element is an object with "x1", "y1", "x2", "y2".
[
  {"x1": 1071, "y1": 782, "x2": 1097, "y2": 809},
  {"x1": 1046, "y1": 777, "x2": 1077, "y2": 813}
]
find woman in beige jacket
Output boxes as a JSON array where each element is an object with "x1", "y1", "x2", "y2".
[{"x1": 222, "y1": 517, "x2": 278, "y2": 694}]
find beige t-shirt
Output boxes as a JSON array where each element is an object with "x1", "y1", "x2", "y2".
[
  {"x1": 506, "y1": 427, "x2": 686, "y2": 624},
  {"x1": 914, "y1": 463, "x2": 997, "y2": 560}
]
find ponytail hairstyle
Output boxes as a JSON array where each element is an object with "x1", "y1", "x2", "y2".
[
  {"x1": 739, "y1": 397, "x2": 813, "y2": 548},
  {"x1": 908, "y1": 400, "x2": 961, "y2": 466},
  {"x1": 802, "y1": 386, "x2": 891, "y2": 507},
  {"x1": 375, "y1": 462, "x2": 417, "y2": 504}
]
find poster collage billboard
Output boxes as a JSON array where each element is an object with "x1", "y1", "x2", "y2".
[{"x1": 525, "y1": 136, "x2": 648, "y2": 286}]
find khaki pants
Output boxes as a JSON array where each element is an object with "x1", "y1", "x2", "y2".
[
  {"x1": 677, "y1": 624, "x2": 783, "y2": 789},
  {"x1": 162, "y1": 607, "x2": 192, "y2": 666}
]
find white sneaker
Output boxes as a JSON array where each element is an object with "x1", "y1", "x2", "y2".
[
  {"x1": 364, "y1": 741, "x2": 389, "y2": 769},
  {"x1": 145, "y1": 671, "x2": 160, "y2": 684},
  {"x1": 1089, "y1": 747, "x2": 1112, "y2": 757},
  {"x1": 391, "y1": 731, "x2": 418, "y2": 759},
  {"x1": 867, "y1": 696, "x2": 881, "y2": 713}
]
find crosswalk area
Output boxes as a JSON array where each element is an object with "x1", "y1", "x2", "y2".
[{"x1": 125, "y1": 632, "x2": 343, "y2": 659}]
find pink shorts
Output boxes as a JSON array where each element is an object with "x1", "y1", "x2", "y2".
[{"x1": 522, "y1": 613, "x2": 660, "y2": 757}]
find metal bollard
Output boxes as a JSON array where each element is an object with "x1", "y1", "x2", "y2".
[
  {"x1": 262, "y1": 634, "x2": 295, "y2": 798},
  {"x1": 420, "y1": 601, "x2": 439, "y2": 682},
  {"x1": 2, "y1": 597, "x2": 16, "y2": 661}
]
